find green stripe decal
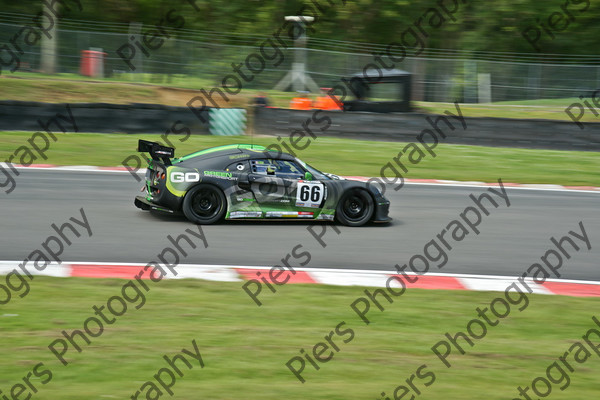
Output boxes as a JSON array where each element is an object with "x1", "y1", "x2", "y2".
[{"x1": 174, "y1": 144, "x2": 266, "y2": 163}]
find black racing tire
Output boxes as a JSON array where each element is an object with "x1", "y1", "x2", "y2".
[
  {"x1": 182, "y1": 184, "x2": 227, "y2": 224},
  {"x1": 335, "y1": 188, "x2": 374, "y2": 227}
]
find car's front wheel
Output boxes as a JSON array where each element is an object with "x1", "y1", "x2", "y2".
[
  {"x1": 182, "y1": 184, "x2": 226, "y2": 224},
  {"x1": 335, "y1": 189, "x2": 374, "y2": 227}
]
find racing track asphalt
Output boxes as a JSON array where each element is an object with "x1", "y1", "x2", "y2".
[{"x1": 1, "y1": 169, "x2": 599, "y2": 280}]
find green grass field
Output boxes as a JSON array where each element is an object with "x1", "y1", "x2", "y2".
[
  {"x1": 415, "y1": 99, "x2": 594, "y2": 121},
  {"x1": 0, "y1": 277, "x2": 598, "y2": 399},
  {"x1": 3, "y1": 71, "x2": 218, "y2": 90},
  {"x1": 1, "y1": 131, "x2": 599, "y2": 186}
]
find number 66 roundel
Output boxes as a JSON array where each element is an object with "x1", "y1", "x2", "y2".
[{"x1": 295, "y1": 181, "x2": 325, "y2": 208}]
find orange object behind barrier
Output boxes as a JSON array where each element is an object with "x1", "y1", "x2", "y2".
[
  {"x1": 290, "y1": 97, "x2": 313, "y2": 110},
  {"x1": 314, "y1": 95, "x2": 342, "y2": 110}
]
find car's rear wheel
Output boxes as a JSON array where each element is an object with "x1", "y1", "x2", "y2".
[
  {"x1": 182, "y1": 184, "x2": 226, "y2": 224},
  {"x1": 335, "y1": 189, "x2": 374, "y2": 227}
]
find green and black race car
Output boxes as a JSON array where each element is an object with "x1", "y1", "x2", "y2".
[{"x1": 134, "y1": 140, "x2": 391, "y2": 226}]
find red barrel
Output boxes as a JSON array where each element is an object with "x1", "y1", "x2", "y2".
[{"x1": 80, "y1": 50, "x2": 106, "y2": 77}]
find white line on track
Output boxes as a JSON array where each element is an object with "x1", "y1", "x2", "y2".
[{"x1": 5, "y1": 164, "x2": 600, "y2": 194}]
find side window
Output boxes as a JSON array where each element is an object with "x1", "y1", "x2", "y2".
[
  {"x1": 225, "y1": 160, "x2": 250, "y2": 172},
  {"x1": 251, "y1": 159, "x2": 275, "y2": 175},
  {"x1": 274, "y1": 160, "x2": 303, "y2": 178},
  {"x1": 251, "y1": 159, "x2": 303, "y2": 179}
]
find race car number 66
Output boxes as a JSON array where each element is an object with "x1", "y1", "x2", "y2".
[{"x1": 296, "y1": 181, "x2": 324, "y2": 208}]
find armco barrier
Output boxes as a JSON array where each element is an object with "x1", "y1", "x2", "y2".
[
  {"x1": 1, "y1": 101, "x2": 599, "y2": 151},
  {"x1": 0, "y1": 101, "x2": 209, "y2": 134},
  {"x1": 253, "y1": 108, "x2": 600, "y2": 151}
]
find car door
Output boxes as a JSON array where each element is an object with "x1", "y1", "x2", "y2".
[
  {"x1": 247, "y1": 159, "x2": 326, "y2": 218},
  {"x1": 246, "y1": 159, "x2": 296, "y2": 205}
]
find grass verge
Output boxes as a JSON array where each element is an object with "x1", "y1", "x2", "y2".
[
  {"x1": 414, "y1": 99, "x2": 594, "y2": 122},
  {"x1": 3, "y1": 73, "x2": 600, "y2": 122},
  {"x1": 1, "y1": 131, "x2": 599, "y2": 186},
  {"x1": 0, "y1": 277, "x2": 598, "y2": 399}
]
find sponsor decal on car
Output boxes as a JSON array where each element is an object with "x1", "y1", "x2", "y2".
[
  {"x1": 170, "y1": 171, "x2": 201, "y2": 183},
  {"x1": 229, "y1": 211, "x2": 263, "y2": 219},
  {"x1": 229, "y1": 154, "x2": 250, "y2": 159},
  {"x1": 204, "y1": 171, "x2": 238, "y2": 180},
  {"x1": 316, "y1": 213, "x2": 335, "y2": 221},
  {"x1": 265, "y1": 211, "x2": 314, "y2": 218}
]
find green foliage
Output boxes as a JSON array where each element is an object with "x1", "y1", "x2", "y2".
[{"x1": 3, "y1": 0, "x2": 599, "y2": 56}]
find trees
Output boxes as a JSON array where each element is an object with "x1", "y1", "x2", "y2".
[{"x1": 0, "y1": 0, "x2": 597, "y2": 57}]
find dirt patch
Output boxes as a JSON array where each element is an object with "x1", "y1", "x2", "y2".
[
  {"x1": 154, "y1": 86, "x2": 248, "y2": 108},
  {"x1": 0, "y1": 76, "x2": 249, "y2": 108}
]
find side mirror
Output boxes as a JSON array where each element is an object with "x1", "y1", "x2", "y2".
[{"x1": 304, "y1": 171, "x2": 313, "y2": 181}]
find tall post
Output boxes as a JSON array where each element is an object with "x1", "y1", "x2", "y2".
[
  {"x1": 274, "y1": 16, "x2": 319, "y2": 93},
  {"x1": 464, "y1": 60, "x2": 477, "y2": 103},
  {"x1": 128, "y1": 22, "x2": 143, "y2": 74},
  {"x1": 40, "y1": 1, "x2": 57, "y2": 74},
  {"x1": 292, "y1": 18, "x2": 308, "y2": 92}
]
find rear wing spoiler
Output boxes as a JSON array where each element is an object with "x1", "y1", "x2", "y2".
[{"x1": 138, "y1": 140, "x2": 175, "y2": 165}]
